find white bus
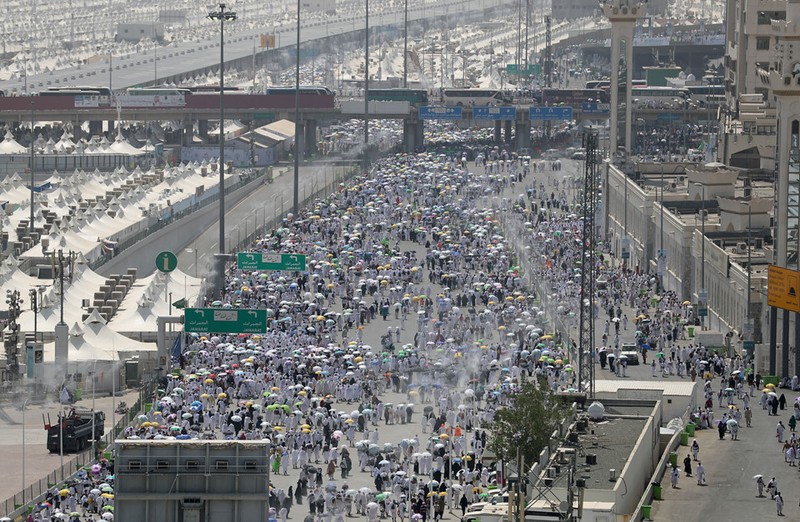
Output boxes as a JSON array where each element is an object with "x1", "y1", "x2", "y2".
[
  {"x1": 442, "y1": 89, "x2": 509, "y2": 106},
  {"x1": 631, "y1": 87, "x2": 692, "y2": 103}
]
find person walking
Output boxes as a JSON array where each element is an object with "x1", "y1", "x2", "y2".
[
  {"x1": 670, "y1": 465, "x2": 680, "y2": 488},
  {"x1": 744, "y1": 407, "x2": 752, "y2": 427},
  {"x1": 695, "y1": 462, "x2": 706, "y2": 485},
  {"x1": 756, "y1": 475, "x2": 765, "y2": 497},
  {"x1": 777, "y1": 421, "x2": 786, "y2": 443},
  {"x1": 768, "y1": 477, "x2": 777, "y2": 499},
  {"x1": 683, "y1": 454, "x2": 692, "y2": 477},
  {"x1": 691, "y1": 439, "x2": 700, "y2": 461},
  {"x1": 775, "y1": 491, "x2": 784, "y2": 516}
]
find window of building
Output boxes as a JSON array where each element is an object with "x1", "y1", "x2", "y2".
[
  {"x1": 787, "y1": 120, "x2": 800, "y2": 269},
  {"x1": 756, "y1": 37, "x2": 770, "y2": 50},
  {"x1": 758, "y1": 11, "x2": 786, "y2": 24}
]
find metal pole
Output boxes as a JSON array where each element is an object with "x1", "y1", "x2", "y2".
[
  {"x1": 294, "y1": 0, "x2": 301, "y2": 215},
  {"x1": 364, "y1": 0, "x2": 370, "y2": 175},
  {"x1": 91, "y1": 360, "x2": 96, "y2": 461},
  {"x1": 403, "y1": 0, "x2": 408, "y2": 88},
  {"x1": 218, "y1": 13, "x2": 226, "y2": 253},
  {"x1": 22, "y1": 399, "x2": 27, "y2": 503},
  {"x1": 207, "y1": 3, "x2": 237, "y2": 255},
  {"x1": 660, "y1": 164, "x2": 664, "y2": 292},
  {"x1": 30, "y1": 101, "x2": 35, "y2": 232}
]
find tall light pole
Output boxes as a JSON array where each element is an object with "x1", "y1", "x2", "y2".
[
  {"x1": 403, "y1": 0, "x2": 408, "y2": 88},
  {"x1": 208, "y1": 3, "x2": 236, "y2": 294},
  {"x1": 29, "y1": 101, "x2": 35, "y2": 232},
  {"x1": 694, "y1": 182, "x2": 707, "y2": 329},
  {"x1": 364, "y1": 0, "x2": 370, "y2": 176},
  {"x1": 208, "y1": 3, "x2": 236, "y2": 254},
  {"x1": 658, "y1": 164, "x2": 665, "y2": 293},
  {"x1": 293, "y1": 0, "x2": 301, "y2": 216}
]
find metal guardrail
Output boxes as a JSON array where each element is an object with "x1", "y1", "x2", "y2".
[{"x1": 1, "y1": 380, "x2": 158, "y2": 518}]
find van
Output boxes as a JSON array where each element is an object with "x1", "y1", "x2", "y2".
[{"x1": 620, "y1": 342, "x2": 639, "y2": 365}]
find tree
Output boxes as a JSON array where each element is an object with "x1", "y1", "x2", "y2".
[{"x1": 485, "y1": 381, "x2": 567, "y2": 467}]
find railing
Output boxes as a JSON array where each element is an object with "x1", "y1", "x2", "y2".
[
  {"x1": 87, "y1": 168, "x2": 265, "y2": 272},
  {"x1": 1, "y1": 379, "x2": 158, "y2": 518}
]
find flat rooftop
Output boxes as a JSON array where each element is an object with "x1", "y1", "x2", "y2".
[{"x1": 575, "y1": 416, "x2": 648, "y2": 491}]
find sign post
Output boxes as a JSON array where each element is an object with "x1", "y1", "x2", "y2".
[
  {"x1": 473, "y1": 107, "x2": 516, "y2": 120},
  {"x1": 237, "y1": 252, "x2": 307, "y2": 271},
  {"x1": 185, "y1": 308, "x2": 268, "y2": 334},
  {"x1": 529, "y1": 107, "x2": 574, "y2": 121},
  {"x1": 419, "y1": 106, "x2": 462, "y2": 120}
]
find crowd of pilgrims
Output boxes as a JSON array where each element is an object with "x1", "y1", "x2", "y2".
[{"x1": 114, "y1": 149, "x2": 591, "y2": 522}]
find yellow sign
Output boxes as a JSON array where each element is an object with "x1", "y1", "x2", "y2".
[{"x1": 768, "y1": 265, "x2": 800, "y2": 312}]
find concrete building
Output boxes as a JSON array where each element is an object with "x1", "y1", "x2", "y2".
[
  {"x1": 116, "y1": 23, "x2": 166, "y2": 44},
  {"x1": 603, "y1": 160, "x2": 773, "y2": 366},
  {"x1": 553, "y1": 0, "x2": 666, "y2": 20},
  {"x1": 115, "y1": 439, "x2": 270, "y2": 522},
  {"x1": 720, "y1": 0, "x2": 785, "y2": 169},
  {"x1": 767, "y1": 0, "x2": 800, "y2": 377},
  {"x1": 301, "y1": 0, "x2": 336, "y2": 15}
]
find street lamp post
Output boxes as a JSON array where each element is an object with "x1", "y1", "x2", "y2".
[
  {"x1": 30, "y1": 101, "x2": 35, "y2": 232},
  {"x1": 403, "y1": 0, "x2": 408, "y2": 88},
  {"x1": 208, "y1": 3, "x2": 237, "y2": 293},
  {"x1": 659, "y1": 164, "x2": 665, "y2": 293},
  {"x1": 208, "y1": 3, "x2": 237, "y2": 252},
  {"x1": 293, "y1": 0, "x2": 301, "y2": 216},
  {"x1": 695, "y1": 182, "x2": 707, "y2": 329}
]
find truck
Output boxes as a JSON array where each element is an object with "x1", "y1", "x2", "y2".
[{"x1": 44, "y1": 409, "x2": 105, "y2": 453}]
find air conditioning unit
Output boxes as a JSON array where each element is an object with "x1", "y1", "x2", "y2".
[
  {"x1": 736, "y1": 242, "x2": 749, "y2": 254},
  {"x1": 698, "y1": 209, "x2": 709, "y2": 218}
]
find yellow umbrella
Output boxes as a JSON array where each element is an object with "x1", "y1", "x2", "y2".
[
  {"x1": 101, "y1": 493, "x2": 115, "y2": 499},
  {"x1": 218, "y1": 393, "x2": 228, "y2": 399},
  {"x1": 59, "y1": 489, "x2": 70, "y2": 496},
  {"x1": 300, "y1": 424, "x2": 311, "y2": 429},
  {"x1": 540, "y1": 335, "x2": 553, "y2": 340},
  {"x1": 439, "y1": 433, "x2": 449, "y2": 439}
]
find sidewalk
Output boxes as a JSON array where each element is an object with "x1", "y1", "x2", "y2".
[{"x1": 650, "y1": 397, "x2": 799, "y2": 521}]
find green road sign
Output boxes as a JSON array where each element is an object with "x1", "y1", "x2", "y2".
[
  {"x1": 185, "y1": 308, "x2": 267, "y2": 334},
  {"x1": 506, "y1": 64, "x2": 540, "y2": 75},
  {"x1": 156, "y1": 251, "x2": 178, "y2": 273},
  {"x1": 253, "y1": 112, "x2": 276, "y2": 120},
  {"x1": 698, "y1": 308, "x2": 708, "y2": 317},
  {"x1": 743, "y1": 340, "x2": 755, "y2": 350},
  {"x1": 237, "y1": 252, "x2": 307, "y2": 271}
]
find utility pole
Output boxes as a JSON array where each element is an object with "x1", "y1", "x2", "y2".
[{"x1": 578, "y1": 128, "x2": 599, "y2": 397}]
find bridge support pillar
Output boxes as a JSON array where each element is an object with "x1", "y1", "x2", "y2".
[
  {"x1": 304, "y1": 119, "x2": 317, "y2": 157},
  {"x1": 515, "y1": 121, "x2": 531, "y2": 151},
  {"x1": 494, "y1": 121, "x2": 502, "y2": 144},
  {"x1": 107, "y1": 120, "x2": 115, "y2": 136},
  {"x1": 71, "y1": 122, "x2": 82, "y2": 142},
  {"x1": 88, "y1": 120, "x2": 103, "y2": 137},
  {"x1": 183, "y1": 120, "x2": 194, "y2": 147},
  {"x1": 504, "y1": 120, "x2": 513, "y2": 144},
  {"x1": 295, "y1": 122, "x2": 305, "y2": 163},
  {"x1": 414, "y1": 120, "x2": 424, "y2": 150},
  {"x1": 198, "y1": 120, "x2": 209, "y2": 140},
  {"x1": 403, "y1": 118, "x2": 417, "y2": 154}
]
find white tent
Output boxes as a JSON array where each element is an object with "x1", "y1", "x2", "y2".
[
  {"x1": 40, "y1": 309, "x2": 157, "y2": 393},
  {"x1": 0, "y1": 130, "x2": 27, "y2": 154}
]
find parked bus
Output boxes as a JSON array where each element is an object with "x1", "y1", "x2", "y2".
[
  {"x1": 630, "y1": 87, "x2": 692, "y2": 103},
  {"x1": 368, "y1": 88, "x2": 428, "y2": 105},
  {"x1": 442, "y1": 88, "x2": 509, "y2": 106}
]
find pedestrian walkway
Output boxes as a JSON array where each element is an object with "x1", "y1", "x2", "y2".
[{"x1": 651, "y1": 394, "x2": 800, "y2": 520}]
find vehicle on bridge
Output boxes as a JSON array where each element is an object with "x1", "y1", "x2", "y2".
[
  {"x1": 41, "y1": 86, "x2": 113, "y2": 108},
  {"x1": 442, "y1": 88, "x2": 510, "y2": 106},
  {"x1": 631, "y1": 86, "x2": 692, "y2": 104},
  {"x1": 535, "y1": 88, "x2": 609, "y2": 106},
  {"x1": 265, "y1": 86, "x2": 335, "y2": 96},
  {"x1": 368, "y1": 88, "x2": 428, "y2": 105}
]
